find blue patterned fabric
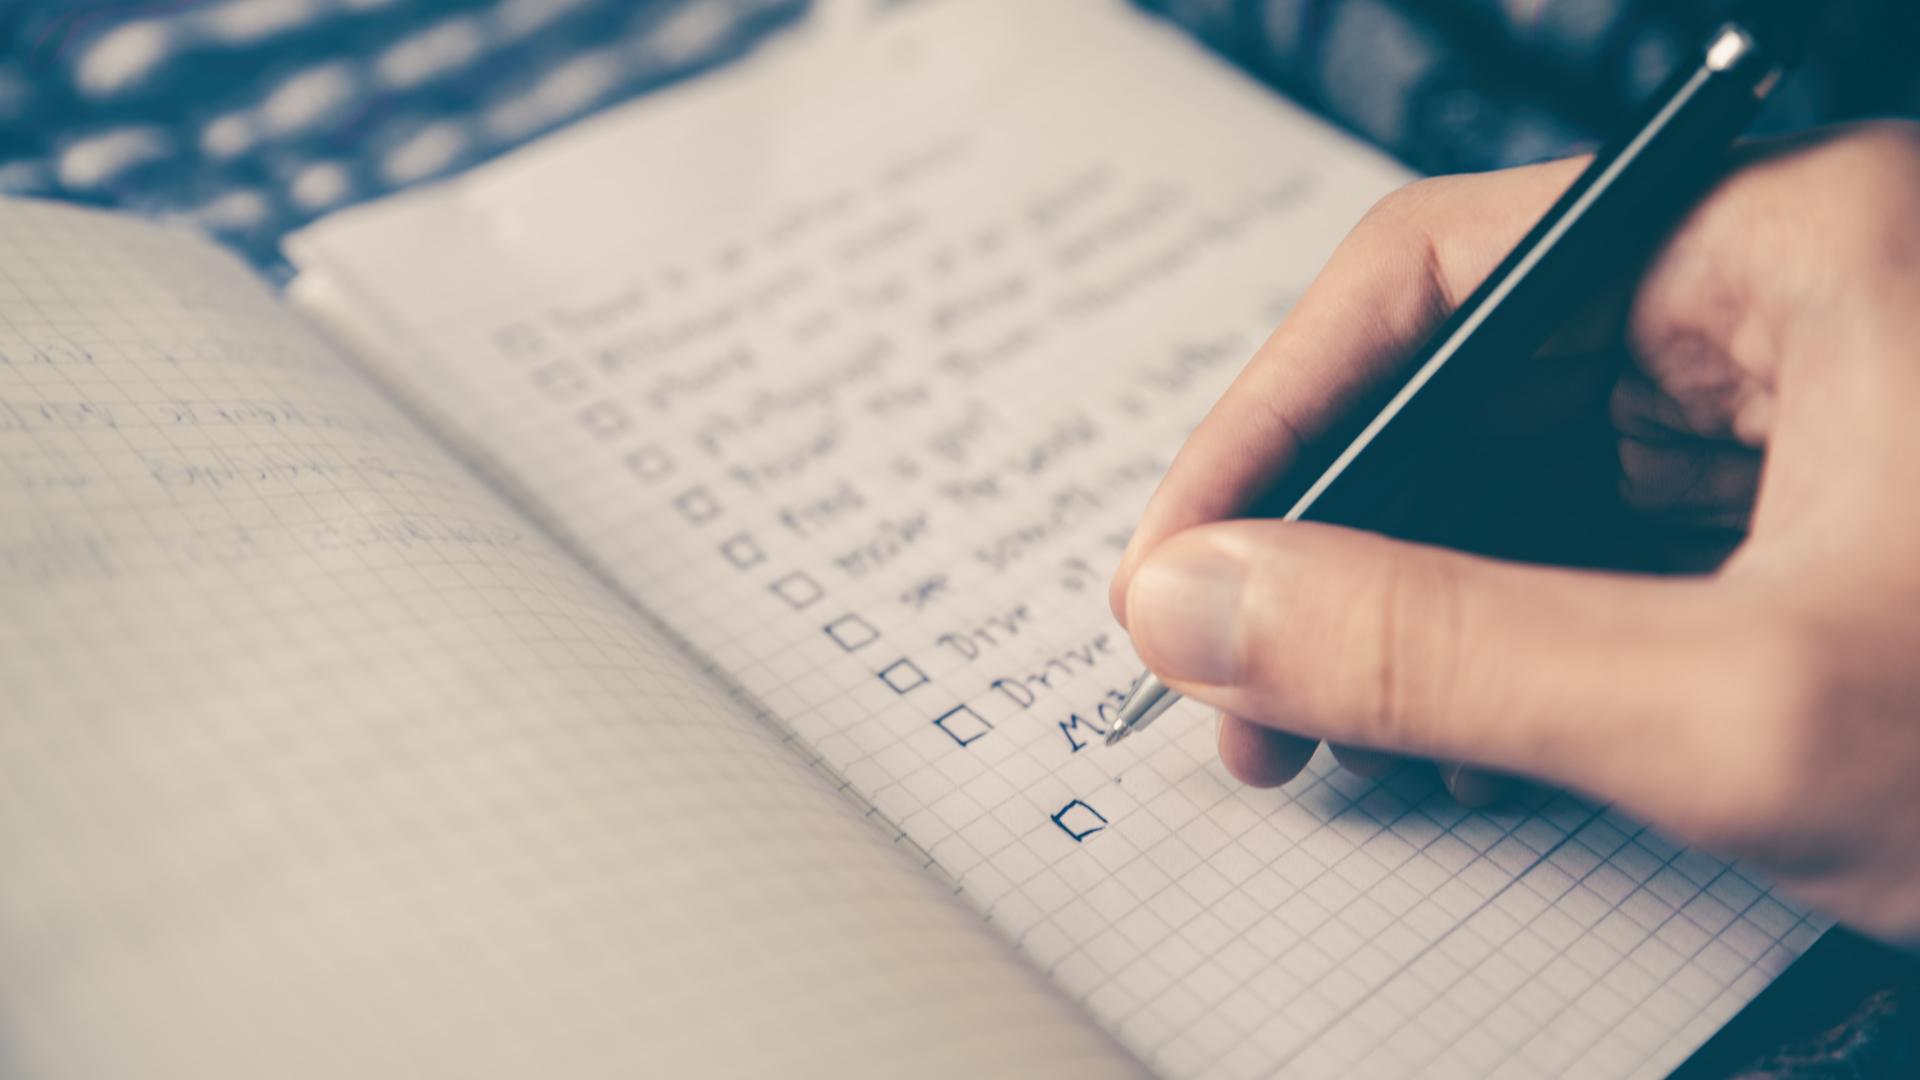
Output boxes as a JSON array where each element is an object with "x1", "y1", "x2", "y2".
[
  {"x1": 1133, "y1": 0, "x2": 1920, "y2": 178},
  {"x1": 0, "y1": 0, "x2": 808, "y2": 265},
  {"x1": 4, "y1": 1, "x2": 1915, "y2": 268}
]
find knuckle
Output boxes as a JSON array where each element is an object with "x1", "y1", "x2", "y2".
[
  {"x1": 1718, "y1": 122, "x2": 1920, "y2": 245},
  {"x1": 1765, "y1": 119, "x2": 1920, "y2": 189},
  {"x1": 1344, "y1": 180, "x2": 1461, "y2": 325},
  {"x1": 1231, "y1": 542, "x2": 1310, "y2": 705},
  {"x1": 1793, "y1": 122, "x2": 1920, "y2": 261},
  {"x1": 1359, "y1": 177, "x2": 1451, "y2": 229},
  {"x1": 1349, "y1": 547, "x2": 1460, "y2": 754},
  {"x1": 1227, "y1": 529, "x2": 1460, "y2": 750},
  {"x1": 1749, "y1": 622, "x2": 1837, "y2": 756},
  {"x1": 1838, "y1": 119, "x2": 1920, "y2": 176},
  {"x1": 1350, "y1": 178, "x2": 1459, "y2": 271}
]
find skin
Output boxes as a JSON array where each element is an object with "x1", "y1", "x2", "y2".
[{"x1": 1108, "y1": 122, "x2": 1920, "y2": 944}]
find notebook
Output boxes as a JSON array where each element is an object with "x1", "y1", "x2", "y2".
[{"x1": 0, "y1": 1, "x2": 1826, "y2": 1077}]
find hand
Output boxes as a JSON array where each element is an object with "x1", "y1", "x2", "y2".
[{"x1": 1108, "y1": 123, "x2": 1920, "y2": 943}]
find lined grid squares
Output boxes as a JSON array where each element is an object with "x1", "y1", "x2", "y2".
[{"x1": 0, "y1": 200, "x2": 1144, "y2": 1079}]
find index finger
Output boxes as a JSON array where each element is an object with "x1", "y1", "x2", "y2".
[{"x1": 1109, "y1": 158, "x2": 1591, "y2": 624}]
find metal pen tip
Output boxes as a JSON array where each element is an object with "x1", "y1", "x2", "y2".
[{"x1": 1105, "y1": 672, "x2": 1181, "y2": 746}]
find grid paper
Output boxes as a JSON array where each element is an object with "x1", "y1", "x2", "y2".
[
  {"x1": 0, "y1": 199, "x2": 1143, "y2": 1080},
  {"x1": 288, "y1": 1, "x2": 1828, "y2": 1076}
]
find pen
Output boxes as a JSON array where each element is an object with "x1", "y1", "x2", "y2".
[{"x1": 1107, "y1": 0, "x2": 1817, "y2": 748}]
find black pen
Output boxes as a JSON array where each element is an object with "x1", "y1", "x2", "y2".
[{"x1": 1107, "y1": 0, "x2": 1818, "y2": 747}]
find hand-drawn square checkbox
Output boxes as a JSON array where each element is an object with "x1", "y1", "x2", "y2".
[
  {"x1": 532, "y1": 362, "x2": 589, "y2": 401},
  {"x1": 769, "y1": 572, "x2": 823, "y2": 610},
  {"x1": 673, "y1": 486, "x2": 722, "y2": 524},
  {"x1": 934, "y1": 704, "x2": 992, "y2": 748},
  {"x1": 720, "y1": 533, "x2": 765, "y2": 569},
  {"x1": 823, "y1": 613, "x2": 880, "y2": 652},
  {"x1": 625, "y1": 445, "x2": 674, "y2": 482},
  {"x1": 878, "y1": 658, "x2": 928, "y2": 694},
  {"x1": 1051, "y1": 799, "x2": 1108, "y2": 842},
  {"x1": 493, "y1": 323, "x2": 547, "y2": 359},
  {"x1": 579, "y1": 401, "x2": 631, "y2": 440}
]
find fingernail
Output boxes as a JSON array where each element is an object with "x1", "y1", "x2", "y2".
[{"x1": 1127, "y1": 539, "x2": 1245, "y2": 686}]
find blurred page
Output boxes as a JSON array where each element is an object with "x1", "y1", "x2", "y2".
[
  {"x1": 289, "y1": 2, "x2": 1825, "y2": 1076},
  {"x1": 0, "y1": 200, "x2": 1141, "y2": 1080}
]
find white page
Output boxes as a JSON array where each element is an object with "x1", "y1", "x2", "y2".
[
  {"x1": 0, "y1": 200, "x2": 1143, "y2": 1080},
  {"x1": 288, "y1": 2, "x2": 1827, "y2": 1076}
]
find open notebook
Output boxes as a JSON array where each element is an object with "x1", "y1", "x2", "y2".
[{"x1": 1, "y1": 1, "x2": 1826, "y2": 1077}]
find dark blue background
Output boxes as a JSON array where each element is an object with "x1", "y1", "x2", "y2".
[{"x1": 3, "y1": 1, "x2": 1914, "y2": 266}]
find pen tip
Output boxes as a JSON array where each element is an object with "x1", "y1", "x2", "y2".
[{"x1": 1104, "y1": 672, "x2": 1170, "y2": 748}]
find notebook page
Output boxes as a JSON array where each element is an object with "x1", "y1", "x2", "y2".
[
  {"x1": 0, "y1": 200, "x2": 1144, "y2": 1080},
  {"x1": 286, "y1": 2, "x2": 1826, "y2": 1076}
]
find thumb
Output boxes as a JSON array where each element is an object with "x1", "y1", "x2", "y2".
[{"x1": 1122, "y1": 521, "x2": 1731, "y2": 803}]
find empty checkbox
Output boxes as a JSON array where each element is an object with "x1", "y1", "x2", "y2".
[
  {"x1": 878, "y1": 658, "x2": 928, "y2": 694},
  {"x1": 532, "y1": 362, "x2": 589, "y2": 401},
  {"x1": 674, "y1": 486, "x2": 722, "y2": 524},
  {"x1": 824, "y1": 613, "x2": 880, "y2": 651},
  {"x1": 1051, "y1": 799, "x2": 1108, "y2": 842},
  {"x1": 493, "y1": 323, "x2": 547, "y2": 359},
  {"x1": 770, "y1": 572, "x2": 823, "y2": 610},
  {"x1": 720, "y1": 534, "x2": 766, "y2": 569},
  {"x1": 579, "y1": 401, "x2": 631, "y2": 440},
  {"x1": 933, "y1": 704, "x2": 991, "y2": 747},
  {"x1": 625, "y1": 446, "x2": 674, "y2": 482}
]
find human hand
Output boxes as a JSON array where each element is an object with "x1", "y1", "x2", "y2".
[{"x1": 1109, "y1": 123, "x2": 1920, "y2": 942}]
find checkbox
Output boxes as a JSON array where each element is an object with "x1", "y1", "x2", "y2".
[
  {"x1": 493, "y1": 323, "x2": 547, "y2": 359},
  {"x1": 625, "y1": 446, "x2": 674, "y2": 482},
  {"x1": 824, "y1": 613, "x2": 879, "y2": 651},
  {"x1": 878, "y1": 658, "x2": 928, "y2": 694},
  {"x1": 933, "y1": 704, "x2": 992, "y2": 747},
  {"x1": 1051, "y1": 799, "x2": 1108, "y2": 842},
  {"x1": 532, "y1": 362, "x2": 589, "y2": 401},
  {"x1": 674, "y1": 486, "x2": 722, "y2": 524},
  {"x1": 769, "y1": 572, "x2": 823, "y2": 610},
  {"x1": 579, "y1": 401, "x2": 631, "y2": 440},
  {"x1": 720, "y1": 534, "x2": 765, "y2": 569}
]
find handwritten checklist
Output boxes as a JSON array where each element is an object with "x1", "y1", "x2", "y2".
[{"x1": 288, "y1": 1, "x2": 1828, "y2": 1076}]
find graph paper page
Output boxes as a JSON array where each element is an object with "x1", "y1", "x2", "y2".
[
  {"x1": 288, "y1": 1, "x2": 1827, "y2": 1076},
  {"x1": 0, "y1": 200, "x2": 1143, "y2": 1080}
]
